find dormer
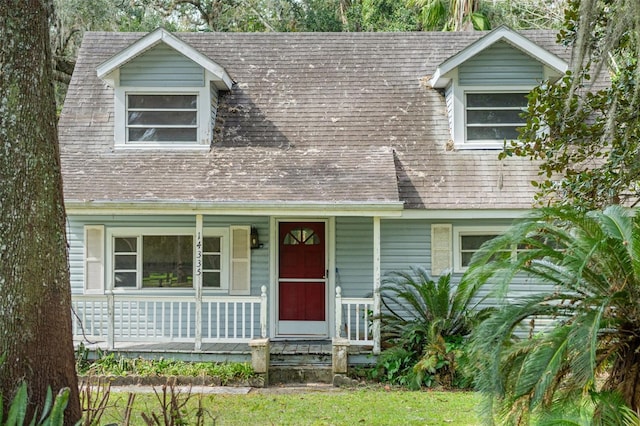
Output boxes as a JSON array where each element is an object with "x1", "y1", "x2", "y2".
[
  {"x1": 97, "y1": 29, "x2": 234, "y2": 150},
  {"x1": 430, "y1": 26, "x2": 568, "y2": 150}
]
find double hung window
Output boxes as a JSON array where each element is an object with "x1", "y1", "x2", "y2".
[
  {"x1": 452, "y1": 227, "x2": 563, "y2": 272},
  {"x1": 459, "y1": 233, "x2": 501, "y2": 268},
  {"x1": 113, "y1": 234, "x2": 194, "y2": 289},
  {"x1": 113, "y1": 237, "x2": 138, "y2": 288},
  {"x1": 453, "y1": 227, "x2": 508, "y2": 272},
  {"x1": 126, "y1": 94, "x2": 198, "y2": 144},
  {"x1": 465, "y1": 92, "x2": 528, "y2": 143},
  {"x1": 108, "y1": 228, "x2": 231, "y2": 291},
  {"x1": 202, "y1": 236, "x2": 223, "y2": 288}
]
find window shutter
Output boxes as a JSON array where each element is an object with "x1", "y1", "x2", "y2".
[
  {"x1": 431, "y1": 224, "x2": 452, "y2": 276},
  {"x1": 84, "y1": 225, "x2": 104, "y2": 292},
  {"x1": 230, "y1": 226, "x2": 251, "y2": 295}
]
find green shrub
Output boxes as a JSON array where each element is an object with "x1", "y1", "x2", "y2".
[
  {"x1": 0, "y1": 353, "x2": 73, "y2": 425},
  {"x1": 1, "y1": 382, "x2": 71, "y2": 426},
  {"x1": 374, "y1": 267, "x2": 487, "y2": 389},
  {"x1": 77, "y1": 352, "x2": 256, "y2": 383}
]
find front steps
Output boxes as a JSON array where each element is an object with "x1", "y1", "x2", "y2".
[
  {"x1": 269, "y1": 340, "x2": 334, "y2": 384},
  {"x1": 270, "y1": 365, "x2": 334, "y2": 384},
  {"x1": 250, "y1": 338, "x2": 370, "y2": 386}
]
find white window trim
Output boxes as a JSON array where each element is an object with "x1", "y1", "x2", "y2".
[
  {"x1": 452, "y1": 84, "x2": 532, "y2": 150},
  {"x1": 114, "y1": 85, "x2": 211, "y2": 150},
  {"x1": 453, "y1": 226, "x2": 508, "y2": 273},
  {"x1": 106, "y1": 227, "x2": 231, "y2": 291},
  {"x1": 203, "y1": 228, "x2": 230, "y2": 292}
]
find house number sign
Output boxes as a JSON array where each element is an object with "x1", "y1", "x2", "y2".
[{"x1": 196, "y1": 231, "x2": 202, "y2": 276}]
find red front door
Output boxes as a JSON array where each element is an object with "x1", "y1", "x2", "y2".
[{"x1": 278, "y1": 222, "x2": 326, "y2": 333}]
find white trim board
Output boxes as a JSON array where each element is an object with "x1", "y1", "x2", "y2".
[
  {"x1": 66, "y1": 201, "x2": 405, "y2": 217},
  {"x1": 430, "y1": 26, "x2": 568, "y2": 88},
  {"x1": 97, "y1": 28, "x2": 234, "y2": 90}
]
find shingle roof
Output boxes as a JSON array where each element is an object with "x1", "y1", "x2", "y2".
[{"x1": 59, "y1": 30, "x2": 569, "y2": 210}]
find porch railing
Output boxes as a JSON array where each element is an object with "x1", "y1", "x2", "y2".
[
  {"x1": 72, "y1": 286, "x2": 267, "y2": 350},
  {"x1": 335, "y1": 286, "x2": 375, "y2": 346}
]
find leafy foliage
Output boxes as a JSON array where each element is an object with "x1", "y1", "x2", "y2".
[
  {"x1": 482, "y1": 0, "x2": 566, "y2": 30},
  {"x1": 501, "y1": 0, "x2": 640, "y2": 210},
  {"x1": 78, "y1": 353, "x2": 255, "y2": 384},
  {"x1": 0, "y1": 382, "x2": 71, "y2": 426},
  {"x1": 408, "y1": 0, "x2": 490, "y2": 31},
  {"x1": 463, "y1": 205, "x2": 640, "y2": 423},
  {"x1": 373, "y1": 268, "x2": 487, "y2": 389}
]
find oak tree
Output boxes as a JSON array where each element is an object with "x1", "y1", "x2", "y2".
[{"x1": 0, "y1": 0, "x2": 81, "y2": 423}]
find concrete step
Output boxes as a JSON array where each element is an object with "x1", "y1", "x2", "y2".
[
  {"x1": 269, "y1": 365, "x2": 333, "y2": 384},
  {"x1": 269, "y1": 339, "x2": 333, "y2": 367},
  {"x1": 270, "y1": 352, "x2": 332, "y2": 366}
]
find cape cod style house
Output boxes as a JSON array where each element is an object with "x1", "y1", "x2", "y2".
[{"x1": 60, "y1": 26, "x2": 569, "y2": 375}]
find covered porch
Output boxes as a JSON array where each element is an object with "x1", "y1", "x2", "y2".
[{"x1": 71, "y1": 286, "x2": 375, "y2": 363}]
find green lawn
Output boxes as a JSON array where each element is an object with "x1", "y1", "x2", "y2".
[{"x1": 98, "y1": 388, "x2": 480, "y2": 425}]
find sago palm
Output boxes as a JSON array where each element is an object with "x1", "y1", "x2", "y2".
[
  {"x1": 378, "y1": 267, "x2": 488, "y2": 387},
  {"x1": 463, "y1": 205, "x2": 640, "y2": 424},
  {"x1": 380, "y1": 268, "x2": 479, "y2": 344}
]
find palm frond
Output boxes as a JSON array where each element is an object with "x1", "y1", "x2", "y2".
[{"x1": 465, "y1": 205, "x2": 640, "y2": 421}]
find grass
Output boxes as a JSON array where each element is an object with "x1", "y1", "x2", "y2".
[
  {"x1": 98, "y1": 387, "x2": 480, "y2": 425},
  {"x1": 77, "y1": 351, "x2": 481, "y2": 424}
]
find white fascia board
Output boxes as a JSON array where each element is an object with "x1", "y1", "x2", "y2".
[
  {"x1": 395, "y1": 208, "x2": 532, "y2": 220},
  {"x1": 429, "y1": 26, "x2": 568, "y2": 88},
  {"x1": 96, "y1": 28, "x2": 234, "y2": 90},
  {"x1": 429, "y1": 67, "x2": 446, "y2": 88},
  {"x1": 161, "y1": 32, "x2": 234, "y2": 89},
  {"x1": 65, "y1": 200, "x2": 405, "y2": 217},
  {"x1": 97, "y1": 28, "x2": 165, "y2": 80}
]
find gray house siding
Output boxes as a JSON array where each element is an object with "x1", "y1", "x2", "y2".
[
  {"x1": 68, "y1": 213, "x2": 552, "y2": 341},
  {"x1": 203, "y1": 215, "x2": 270, "y2": 295},
  {"x1": 70, "y1": 215, "x2": 379, "y2": 297},
  {"x1": 378, "y1": 218, "x2": 550, "y2": 311},
  {"x1": 335, "y1": 217, "x2": 373, "y2": 297},
  {"x1": 380, "y1": 219, "x2": 430, "y2": 276},
  {"x1": 68, "y1": 215, "x2": 269, "y2": 295},
  {"x1": 70, "y1": 215, "x2": 549, "y2": 299},
  {"x1": 68, "y1": 215, "x2": 198, "y2": 294},
  {"x1": 119, "y1": 44, "x2": 204, "y2": 87},
  {"x1": 445, "y1": 82, "x2": 455, "y2": 138},
  {"x1": 459, "y1": 41, "x2": 544, "y2": 86}
]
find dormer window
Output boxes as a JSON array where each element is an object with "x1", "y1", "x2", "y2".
[
  {"x1": 429, "y1": 26, "x2": 568, "y2": 150},
  {"x1": 127, "y1": 94, "x2": 198, "y2": 144},
  {"x1": 465, "y1": 92, "x2": 528, "y2": 143},
  {"x1": 96, "y1": 28, "x2": 234, "y2": 151},
  {"x1": 113, "y1": 86, "x2": 209, "y2": 149}
]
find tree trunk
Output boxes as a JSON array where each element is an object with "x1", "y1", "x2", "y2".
[
  {"x1": 0, "y1": 0, "x2": 81, "y2": 424},
  {"x1": 607, "y1": 337, "x2": 640, "y2": 411}
]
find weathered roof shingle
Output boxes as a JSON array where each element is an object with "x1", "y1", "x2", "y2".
[{"x1": 59, "y1": 30, "x2": 568, "y2": 209}]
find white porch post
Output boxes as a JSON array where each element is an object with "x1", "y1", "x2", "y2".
[
  {"x1": 373, "y1": 216, "x2": 381, "y2": 354},
  {"x1": 194, "y1": 214, "x2": 203, "y2": 351},
  {"x1": 335, "y1": 286, "x2": 343, "y2": 338},
  {"x1": 260, "y1": 285, "x2": 268, "y2": 338},
  {"x1": 107, "y1": 290, "x2": 115, "y2": 350}
]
